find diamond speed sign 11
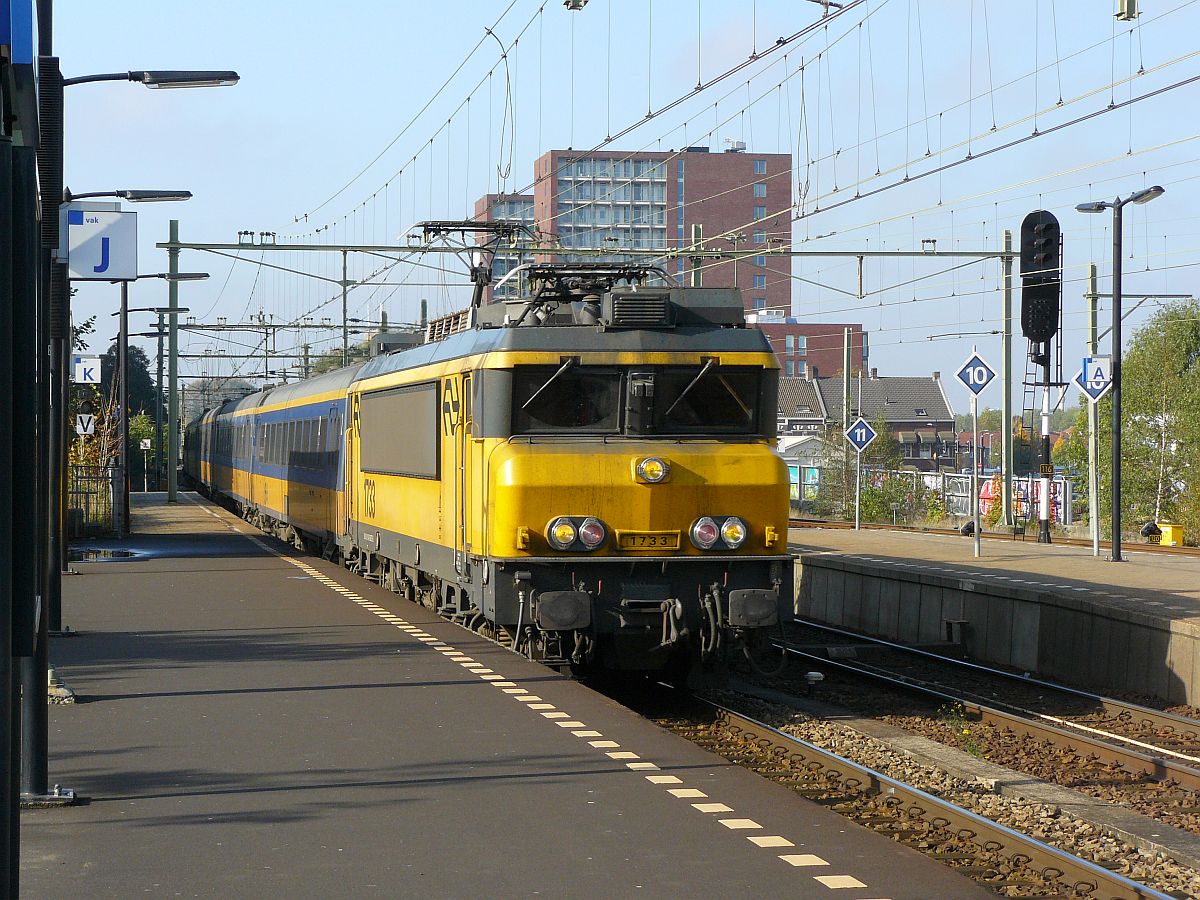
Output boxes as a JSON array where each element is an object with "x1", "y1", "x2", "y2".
[{"x1": 844, "y1": 417, "x2": 877, "y2": 453}]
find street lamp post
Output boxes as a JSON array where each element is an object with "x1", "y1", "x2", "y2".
[
  {"x1": 112, "y1": 276, "x2": 203, "y2": 529},
  {"x1": 1075, "y1": 185, "x2": 1164, "y2": 562},
  {"x1": 52, "y1": 65, "x2": 238, "y2": 560},
  {"x1": 127, "y1": 303, "x2": 195, "y2": 490}
]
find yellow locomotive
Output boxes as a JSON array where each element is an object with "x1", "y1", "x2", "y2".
[{"x1": 185, "y1": 265, "x2": 791, "y2": 682}]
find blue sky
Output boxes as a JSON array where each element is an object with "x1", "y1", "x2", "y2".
[{"x1": 53, "y1": 0, "x2": 1200, "y2": 413}]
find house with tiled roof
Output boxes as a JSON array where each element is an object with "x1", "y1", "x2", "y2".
[{"x1": 777, "y1": 368, "x2": 957, "y2": 472}]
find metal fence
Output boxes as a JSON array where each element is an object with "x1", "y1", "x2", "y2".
[{"x1": 67, "y1": 465, "x2": 117, "y2": 538}]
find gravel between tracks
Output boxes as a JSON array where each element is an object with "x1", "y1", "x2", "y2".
[{"x1": 708, "y1": 688, "x2": 1200, "y2": 899}]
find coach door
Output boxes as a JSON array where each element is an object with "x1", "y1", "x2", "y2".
[{"x1": 335, "y1": 403, "x2": 349, "y2": 535}]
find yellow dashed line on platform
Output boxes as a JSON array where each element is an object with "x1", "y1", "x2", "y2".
[
  {"x1": 213, "y1": 508, "x2": 878, "y2": 894},
  {"x1": 750, "y1": 836, "x2": 794, "y2": 848},
  {"x1": 780, "y1": 854, "x2": 828, "y2": 867},
  {"x1": 813, "y1": 875, "x2": 868, "y2": 889},
  {"x1": 719, "y1": 819, "x2": 762, "y2": 830}
]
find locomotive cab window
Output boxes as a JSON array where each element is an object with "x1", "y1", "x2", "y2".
[
  {"x1": 512, "y1": 364, "x2": 621, "y2": 434},
  {"x1": 654, "y1": 363, "x2": 760, "y2": 434}
]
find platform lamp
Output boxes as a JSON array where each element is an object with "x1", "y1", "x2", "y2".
[
  {"x1": 1075, "y1": 185, "x2": 1164, "y2": 563},
  {"x1": 62, "y1": 70, "x2": 240, "y2": 89},
  {"x1": 111, "y1": 273, "x2": 206, "y2": 532},
  {"x1": 49, "y1": 65, "x2": 238, "y2": 576}
]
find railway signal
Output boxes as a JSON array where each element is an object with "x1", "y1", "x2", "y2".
[{"x1": 1019, "y1": 210, "x2": 1062, "y2": 343}]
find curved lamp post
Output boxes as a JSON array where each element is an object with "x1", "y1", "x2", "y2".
[
  {"x1": 62, "y1": 70, "x2": 239, "y2": 89},
  {"x1": 1075, "y1": 185, "x2": 1165, "y2": 562}
]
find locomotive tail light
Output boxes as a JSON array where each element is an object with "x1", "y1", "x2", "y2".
[
  {"x1": 548, "y1": 517, "x2": 578, "y2": 551},
  {"x1": 578, "y1": 517, "x2": 607, "y2": 549},
  {"x1": 690, "y1": 516, "x2": 720, "y2": 550},
  {"x1": 720, "y1": 516, "x2": 748, "y2": 549},
  {"x1": 634, "y1": 456, "x2": 670, "y2": 483}
]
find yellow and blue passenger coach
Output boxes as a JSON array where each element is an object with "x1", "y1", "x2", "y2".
[{"x1": 186, "y1": 284, "x2": 792, "y2": 681}]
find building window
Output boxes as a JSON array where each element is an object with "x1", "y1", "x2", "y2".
[
  {"x1": 752, "y1": 274, "x2": 767, "y2": 289},
  {"x1": 752, "y1": 297, "x2": 766, "y2": 310},
  {"x1": 794, "y1": 360, "x2": 807, "y2": 377},
  {"x1": 786, "y1": 359, "x2": 795, "y2": 376},
  {"x1": 753, "y1": 254, "x2": 766, "y2": 267},
  {"x1": 753, "y1": 182, "x2": 767, "y2": 198},
  {"x1": 754, "y1": 159, "x2": 767, "y2": 175},
  {"x1": 752, "y1": 230, "x2": 766, "y2": 244},
  {"x1": 753, "y1": 205, "x2": 767, "y2": 221},
  {"x1": 794, "y1": 336, "x2": 807, "y2": 355},
  {"x1": 785, "y1": 335, "x2": 795, "y2": 352}
]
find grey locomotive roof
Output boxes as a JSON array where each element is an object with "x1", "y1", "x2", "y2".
[
  {"x1": 356, "y1": 322, "x2": 775, "y2": 382},
  {"x1": 207, "y1": 321, "x2": 774, "y2": 416}
]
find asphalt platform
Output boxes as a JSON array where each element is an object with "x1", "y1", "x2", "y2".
[
  {"x1": 20, "y1": 494, "x2": 987, "y2": 899},
  {"x1": 790, "y1": 525, "x2": 1200, "y2": 621}
]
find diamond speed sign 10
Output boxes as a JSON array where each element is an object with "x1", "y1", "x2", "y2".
[{"x1": 955, "y1": 351, "x2": 996, "y2": 396}]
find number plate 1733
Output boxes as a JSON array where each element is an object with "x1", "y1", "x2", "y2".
[{"x1": 617, "y1": 531, "x2": 680, "y2": 550}]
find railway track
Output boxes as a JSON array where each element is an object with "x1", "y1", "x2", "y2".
[
  {"x1": 775, "y1": 620, "x2": 1200, "y2": 834},
  {"x1": 789, "y1": 517, "x2": 1200, "y2": 557},
  {"x1": 790, "y1": 619, "x2": 1200, "y2": 763},
  {"x1": 635, "y1": 689, "x2": 1173, "y2": 899}
]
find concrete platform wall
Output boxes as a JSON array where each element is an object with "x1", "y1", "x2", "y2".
[{"x1": 795, "y1": 555, "x2": 1199, "y2": 705}]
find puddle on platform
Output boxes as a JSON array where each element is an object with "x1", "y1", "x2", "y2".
[{"x1": 68, "y1": 549, "x2": 138, "y2": 562}]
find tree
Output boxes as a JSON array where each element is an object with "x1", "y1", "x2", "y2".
[
  {"x1": 182, "y1": 377, "x2": 257, "y2": 423},
  {"x1": 956, "y1": 406, "x2": 1004, "y2": 433},
  {"x1": 102, "y1": 342, "x2": 159, "y2": 419},
  {"x1": 310, "y1": 338, "x2": 371, "y2": 376},
  {"x1": 862, "y1": 413, "x2": 902, "y2": 470},
  {"x1": 1052, "y1": 299, "x2": 1200, "y2": 542}
]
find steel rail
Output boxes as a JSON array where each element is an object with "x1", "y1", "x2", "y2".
[
  {"x1": 777, "y1": 643, "x2": 1200, "y2": 793},
  {"x1": 788, "y1": 517, "x2": 1200, "y2": 557},
  {"x1": 697, "y1": 696, "x2": 1171, "y2": 900},
  {"x1": 793, "y1": 618, "x2": 1200, "y2": 750}
]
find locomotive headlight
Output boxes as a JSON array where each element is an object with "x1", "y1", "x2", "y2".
[
  {"x1": 636, "y1": 456, "x2": 670, "y2": 483},
  {"x1": 547, "y1": 517, "x2": 577, "y2": 550},
  {"x1": 578, "y1": 517, "x2": 607, "y2": 549},
  {"x1": 690, "y1": 516, "x2": 720, "y2": 550},
  {"x1": 720, "y1": 516, "x2": 748, "y2": 549}
]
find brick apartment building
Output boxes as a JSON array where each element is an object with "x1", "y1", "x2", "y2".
[
  {"x1": 473, "y1": 145, "x2": 866, "y2": 375},
  {"x1": 472, "y1": 192, "x2": 535, "y2": 302},
  {"x1": 750, "y1": 312, "x2": 866, "y2": 378}
]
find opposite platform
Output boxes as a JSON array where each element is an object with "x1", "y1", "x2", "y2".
[
  {"x1": 20, "y1": 494, "x2": 986, "y2": 899},
  {"x1": 790, "y1": 526, "x2": 1200, "y2": 703}
]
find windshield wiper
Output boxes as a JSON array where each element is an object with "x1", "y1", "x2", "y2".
[
  {"x1": 663, "y1": 357, "x2": 717, "y2": 419},
  {"x1": 521, "y1": 357, "x2": 579, "y2": 410}
]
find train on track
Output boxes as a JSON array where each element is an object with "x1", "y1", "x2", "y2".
[{"x1": 184, "y1": 262, "x2": 792, "y2": 683}]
